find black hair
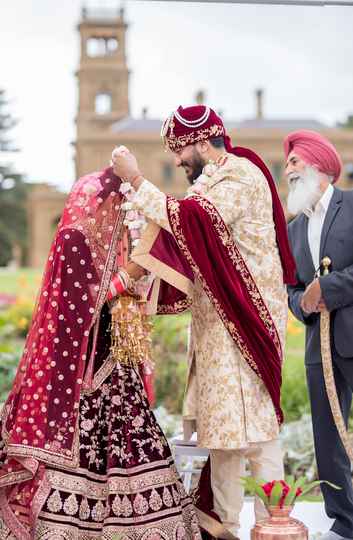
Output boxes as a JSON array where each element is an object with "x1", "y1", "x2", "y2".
[{"x1": 209, "y1": 137, "x2": 225, "y2": 149}]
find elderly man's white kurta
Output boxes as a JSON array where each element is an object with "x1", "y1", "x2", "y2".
[{"x1": 133, "y1": 154, "x2": 287, "y2": 449}]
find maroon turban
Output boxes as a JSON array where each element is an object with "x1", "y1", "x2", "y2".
[
  {"x1": 284, "y1": 130, "x2": 342, "y2": 183},
  {"x1": 161, "y1": 105, "x2": 297, "y2": 285}
]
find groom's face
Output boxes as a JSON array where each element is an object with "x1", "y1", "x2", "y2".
[{"x1": 173, "y1": 144, "x2": 205, "y2": 185}]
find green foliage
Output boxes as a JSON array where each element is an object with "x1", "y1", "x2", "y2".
[
  {"x1": 152, "y1": 313, "x2": 190, "y2": 414},
  {"x1": 0, "y1": 89, "x2": 30, "y2": 266},
  {"x1": 1, "y1": 298, "x2": 34, "y2": 337},
  {"x1": 337, "y1": 114, "x2": 353, "y2": 129},
  {"x1": 282, "y1": 352, "x2": 310, "y2": 423},
  {"x1": 282, "y1": 316, "x2": 309, "y2": 423},
  {"x1": 280, "y1": 414, "x2": 317, "y2": 481},
  {"x1": 0, "y1": 317, "x2": 22, "y2": 403},
  {"x1": 0, "y1": 223, "x2": 13, "y2": 267},
  {"x1": 0, "y1": 268, "x2": 41, "y2": 296}
]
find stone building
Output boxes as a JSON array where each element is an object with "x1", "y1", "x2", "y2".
[{"x1": 28, "y1": 6, "x2": 353, "y2": 268}]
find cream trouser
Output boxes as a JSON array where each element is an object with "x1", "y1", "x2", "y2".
[{"x1": 210, "y1": 438, "x2": 284, "y2": 537}]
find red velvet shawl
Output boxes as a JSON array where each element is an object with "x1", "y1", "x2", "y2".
[{"x1": 153, "y1": 195, "x2": 284, "y2": 424}]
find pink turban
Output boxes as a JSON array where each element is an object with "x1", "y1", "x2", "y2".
[{"x1": 284, "y1": 130, "x2": 342, "y2": 183}]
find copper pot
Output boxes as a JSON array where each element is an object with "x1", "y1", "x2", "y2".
[{"x1": 251, "y1": 506, "x2": 308, "y2": 540}]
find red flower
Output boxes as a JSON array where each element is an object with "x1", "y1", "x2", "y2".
[
  {"x1": 295, "y1": 487, "x2": 303, "y2": 497},
  {"x1": 279, "y1": 480, "x2": 290, "y2": 508},
  {"x1": 262, "y1": 481, "x2": 275, "y2": 498}
]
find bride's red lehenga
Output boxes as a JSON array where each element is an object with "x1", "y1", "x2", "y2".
[{"x1": 0, "y1": 168, "x2": 201, "y2": 540}]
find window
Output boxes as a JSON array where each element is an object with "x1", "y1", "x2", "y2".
[
  {"x1": 162, "y1": 163, "x2": 173, "y2": 185},
  {"x1": 106, "y1": 38, "x2": 118, "y2": 54},
  {"x1": 95, "y1": 93, "x2": 112, "y2": 115},
  {"x1": 86, "y1": 37, "x2": 118, "y2": 57}
]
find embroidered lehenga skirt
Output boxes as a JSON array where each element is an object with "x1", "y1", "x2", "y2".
[{"x1": 0, "y1": 306, "x2": 200, "y2": 540}]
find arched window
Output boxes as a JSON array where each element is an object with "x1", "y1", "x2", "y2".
[
  {"x1": 86, "y1": 38, "x2": 106, "y2": 57},
  {"x1": 95, "y1": 93, "x2": 112, "y2": 115},
  {"x1": 86, "y1": 37, "x2": 118, "y2": 57},
  {"x1": 107, "y1": 38, "x2": 118, "y2": 54}
]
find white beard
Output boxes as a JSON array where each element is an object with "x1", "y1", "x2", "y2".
[{"x1": 287, "y1": 166, "x2": 321, "y2": 215}]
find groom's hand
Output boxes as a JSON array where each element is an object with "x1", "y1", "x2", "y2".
[
  {"x1": 125, "y1": 261, "x2": 146, "y2": 281},
  {"x1": 111, "y1": 146, "x2": 142, "y2": 182}
]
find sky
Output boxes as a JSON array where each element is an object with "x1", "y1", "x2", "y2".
[{"x1": 1, "y1": 0, "x2": 353, "y2": 191}]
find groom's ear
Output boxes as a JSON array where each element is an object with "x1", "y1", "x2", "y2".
[{"x1": 195, "y1": 140, "x2": 209, "y2": 154}]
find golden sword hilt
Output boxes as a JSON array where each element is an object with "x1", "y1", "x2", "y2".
[{"x1": 321, "y1": 256, "x2": 332, "y2": 276}]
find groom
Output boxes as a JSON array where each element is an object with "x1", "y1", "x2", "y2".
[{"x1": 111, "y1": 105, "x2": 296, "y2": 539}]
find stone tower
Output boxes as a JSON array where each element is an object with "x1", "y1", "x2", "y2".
[{"x1": 74, "y1": 6, "x2": 129, "y2": 178}]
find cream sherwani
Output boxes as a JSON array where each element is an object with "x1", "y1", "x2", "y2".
[{"x1": 133, "y1": 153, "x2": 287, "y2": 535}]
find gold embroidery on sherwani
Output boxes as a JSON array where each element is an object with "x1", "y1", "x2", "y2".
[
  {"x1": 133, "y1": 154, "x2": 287, "y2": 449},
  {"x1": 167, "y1": 195, "x2": 282, "y2": 377},
  {"x1": 158, "y1": 298, "x2": 192, "y2": 314},
  {"x1": 132, "y1": 221, "x2": 193, "y2": 296}
]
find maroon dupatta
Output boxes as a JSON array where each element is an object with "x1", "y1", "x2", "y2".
[{"x1": 0, "y1": 167, "x2": 124, "y2": 533}]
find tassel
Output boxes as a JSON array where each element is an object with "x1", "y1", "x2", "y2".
[{"x1": 110, "y1": 296, "x2": 154, "y2": 371}]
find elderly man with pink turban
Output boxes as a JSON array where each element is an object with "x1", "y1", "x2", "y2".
[{"x1": 285, "y1": 130, "x2": 353, "y2": 540}]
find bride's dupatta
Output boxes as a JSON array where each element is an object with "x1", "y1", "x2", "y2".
[{"x1": 0, "y1": 167, "x2": 124, "y2": 537}]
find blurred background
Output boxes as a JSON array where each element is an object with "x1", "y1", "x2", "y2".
[{"x1": 1, "y1": 0, "x2": 353, "y2": 482}]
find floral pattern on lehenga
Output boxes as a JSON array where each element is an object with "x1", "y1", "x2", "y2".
[
  {"x1": 0, "y1": 305, "x2": 200, "y2": 540},
  {"x1": 32, "y1": 362, "x2": 200, "y2": 540}
]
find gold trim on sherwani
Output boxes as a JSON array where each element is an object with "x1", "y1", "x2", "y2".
[{"x1": 132, "y1": 222, "x2": 193, "y2": 297}]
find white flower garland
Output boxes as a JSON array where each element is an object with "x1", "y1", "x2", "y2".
[
  {"x1": 119, "y1": 181, "x2": 147, "y2": 248},
  {"x1": 187, "y1": 160, "x2": 220, "y2": 196}
]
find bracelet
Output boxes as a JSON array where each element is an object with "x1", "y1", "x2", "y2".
[
  {"x1": 107, "y1": 273, "x2": 127, "y2": 301},
  {"x1": 118, "y1": 268, "x2": 131, "y2": 290}
]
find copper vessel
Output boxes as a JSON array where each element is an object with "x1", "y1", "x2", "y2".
[{"x1": 251, "y1": 506, "x2": 308, "y2": 540}]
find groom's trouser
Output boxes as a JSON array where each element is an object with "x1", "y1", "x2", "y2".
[{"x1": 210, "y1": 438, "x2": 284, "y2": 536}]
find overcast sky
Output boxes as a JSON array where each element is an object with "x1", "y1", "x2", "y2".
[{"x1": 1, "y1": 0, "x2": 353, "y2": 191}]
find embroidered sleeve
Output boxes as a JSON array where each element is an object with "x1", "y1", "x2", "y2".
[
  {"x1": 204, "y1": 176, "x2": 256, "y2": 226},
  {"x1": 133, "y1": 179, "x2": 172, "y2": 233}
]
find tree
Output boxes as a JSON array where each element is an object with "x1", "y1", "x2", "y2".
[
  {"x1": 337, "y1": 114, "x2": 353, "y2": 129},
  {"x1": 0, "y1": 89, "x2": 30, "y2": 266}
]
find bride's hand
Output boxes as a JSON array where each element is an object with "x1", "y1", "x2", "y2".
[{"x1": 111, "y1": 146, "x2": 141, "y2": 181}]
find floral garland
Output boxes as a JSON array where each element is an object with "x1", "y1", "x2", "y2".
[
  {"x1": 117, "y1": 180, "x2": 154, "y2": 299},
  {"x1": 186, "y1": 155, "x2": 228, "y2": 197},
  {"x1": 119, "y1": 181, "x2": 147, "y2": 248}
]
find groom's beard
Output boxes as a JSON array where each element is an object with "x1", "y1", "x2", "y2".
[
  {"x1": 287, "y1": 166, "x2": 322, "y2": 215},
  {"x1": 180, "y1": 147, "x2": 205, "y2": 185}
]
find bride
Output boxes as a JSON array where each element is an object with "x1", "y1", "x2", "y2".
[{"x1": 0, "y1": 166, "x2": 200, "y2": 540}]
